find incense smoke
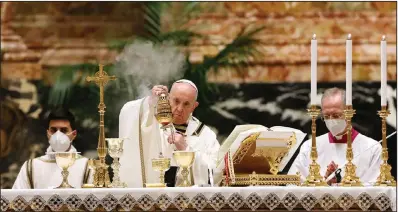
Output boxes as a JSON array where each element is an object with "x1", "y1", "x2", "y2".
[{"x1": 113, "y1": 40, "x2": 186, "y2": 98}]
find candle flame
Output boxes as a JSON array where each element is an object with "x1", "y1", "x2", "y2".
[
  {"x1": 347, "y1": 34, "x2": 352, "y2": 40},
  {"x1": 382, "y1": 35, "x2": 386, "y2": 41},
  {"x1": 312, "y1": 34, "x2": 316, "y2": 40}
]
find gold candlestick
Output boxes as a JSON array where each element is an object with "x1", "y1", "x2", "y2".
[
  {"x1": 340, "y1": 105, "x2": 362, "y2": 186},
  {"x1": 86, "y1": 64, "x2": 116, "y2": 188},
  {"x1": 375, "y1": 106, "x2": 396, "y2": 186},
  {"x1": 302, "y1": 105, "x2": 327, "y2": 186}
]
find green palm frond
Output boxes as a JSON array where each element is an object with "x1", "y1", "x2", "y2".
[
  {"x1": 47, "y1": 63, "x2": 113, "y2": 106},
  {"x1": 210, "y1": 25, "x2": 265, "y2": 71},
  {"x1": 184, "y1": 25, "x2": 265, "y2": 105},
  {"x1": 172, "y1": 2, "x2": 202, "y2": 29},
  {"x1": 142, "y1": 2, "x2": 170, "y2": 43},
  {"x1": 159, "y1": 30, "x2": 202, "y2": 45}
]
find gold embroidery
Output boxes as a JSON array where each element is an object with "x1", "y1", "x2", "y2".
[
  {"x1": 83, "y1": 159, "x2": 90, "y2": 184},
  {"x1": 26, "y1": 159, "x2": 33, "y2": 189},
  {"x1": 139, "y1": 98, "x2": 147, "y2": 186}
]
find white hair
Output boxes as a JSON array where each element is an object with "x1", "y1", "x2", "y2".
[
  {"x1": 321, "y1": 87, "x2": 346, "y2": 109},
  {"x1": 172, "y1": 79, "x2": 198, "y2": 101}
]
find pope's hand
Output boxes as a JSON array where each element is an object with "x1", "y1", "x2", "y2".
[
  {"x1": 149, "y1": 85, "x2": 168, "y2": 107},
  {"x1": 168, "y1": 133, "x2": 187, "y2": 151}
]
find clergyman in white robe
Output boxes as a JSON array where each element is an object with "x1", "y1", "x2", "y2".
[
  {"x1": 12, "y1": 146, "x2": 91, "y2": 189},
  {"x1": 119, "y1": 97, "x2": 220, "y2": 187},
  {"x1": 288, "y1": 128, "x2": 382, "y2": 184}
]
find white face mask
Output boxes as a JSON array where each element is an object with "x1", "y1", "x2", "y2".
[
  {"x1": 49, "y1": 130, "x2": 72, "y2": 152},
  {"x1": 325, "y1": 119, "x2": 347, "y2": 137}
]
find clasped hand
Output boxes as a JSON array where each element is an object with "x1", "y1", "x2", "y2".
[{"x1": 167, "y1": 132, "x2": 187, "y2": 151}]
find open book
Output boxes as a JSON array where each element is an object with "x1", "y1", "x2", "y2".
[{"x1": 216, "y1": 125, "x2": 307, "y2": 172}]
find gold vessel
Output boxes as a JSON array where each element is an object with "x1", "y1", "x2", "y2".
[
  {"x1": 55, "y1": 152, "x2": 77, "y2": 188},
  {"x1": 155, "y1": 93, "x2": 173, "y2": 126},
  {"x1": 106, "y1": 138, "x2": 127, "y2": 188},
  {"x1": 145, "y1": 154, "x2": 171, "y2": 188},
  {"x1": 173, "y1": 151, "x2": 195, "y2": 187}
]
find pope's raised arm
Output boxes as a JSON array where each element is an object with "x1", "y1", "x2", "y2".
[{"x1": 119, "y1": 79, "x2": 221, "y2": 187}]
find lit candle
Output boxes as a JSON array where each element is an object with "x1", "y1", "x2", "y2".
[
  {"x1": 311, "y1": 34, "x2": 317, "y2": 105},
  {"x1": 346, "y1": 34, "x2": 352, "y2": 105},
  {"x1": 381, "y1": 35, "x2": 387, "y2": 106}
]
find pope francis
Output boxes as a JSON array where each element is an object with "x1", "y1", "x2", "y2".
[{"x1": 118, "y1": 79, "x2": 220, "y2": 187}]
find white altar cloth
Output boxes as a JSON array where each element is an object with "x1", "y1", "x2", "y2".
[{"x1": 1, "y1": 186, "x2": 396, "y2": 211}]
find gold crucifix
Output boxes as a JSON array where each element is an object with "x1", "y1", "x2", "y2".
[{"x1": 86, "y1": 64, "x2": 116, "y2": 188}]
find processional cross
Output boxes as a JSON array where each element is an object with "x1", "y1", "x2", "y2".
[{"x1": 86, "y1": 64, "x2": 116, "y2": 187}]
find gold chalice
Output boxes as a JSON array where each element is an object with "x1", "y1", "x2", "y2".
[
  {"x1": 55, "y1": 152, "x2": 77, "y2": 188},
  {"x1": 145, "y1": 153, "x2": 171, "y2": 188},
  {"x1": 173, "y1": 151, "x2": 195, "y2": 187},
  {"x1": 106, "y1": 138, "x2": 127, "y2": 188}
]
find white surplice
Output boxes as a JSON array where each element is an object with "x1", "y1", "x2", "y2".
[
  {"x1": 118, "y1": 97, "x2": 220, "y2": 188},
  {"x1": 12, "y1": 146, "x2": 91, "y2": 189},
  {"x1": 288, "y1": 132, "x2": 382, "y2": 184}
]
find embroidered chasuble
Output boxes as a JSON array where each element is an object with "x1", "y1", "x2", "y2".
[
  {"x1": 119, "y1": 97, "x2": 221, "y2": 187},
  {"x1": 12, "y1": 146, "x2": 91, "y2": 189},
  {"x1": 288, "y1": 129, "x2": 382, "y2": 183}
]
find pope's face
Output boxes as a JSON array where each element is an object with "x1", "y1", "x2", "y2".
[{"x1": 169, "y1": 83, "x2": 199, "y2": 125}]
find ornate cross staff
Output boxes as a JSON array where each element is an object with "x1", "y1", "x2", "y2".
[{"x1": 86, "y1": 64, "x2": 116, "y2": 188}]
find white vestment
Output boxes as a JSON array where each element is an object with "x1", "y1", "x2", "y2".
[
  {"x1": 12, "y1": 146, "x2": 91, "y2": 189},
  {"x1": 119, "y1": 97, "x2": 220, "y2": 188},
  {"x1": 288, "y1": 132, "x2": 382, "y2": 184}
]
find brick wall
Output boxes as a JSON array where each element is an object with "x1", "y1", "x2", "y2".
[
  {"x1": 1, "y1": 2, "x2": 396, "y2": 82},
  {"x1": 185, "y1": 2, "x2": 397, "y2": 82}
]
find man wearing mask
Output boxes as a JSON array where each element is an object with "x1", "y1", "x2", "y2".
[
  {"x1": 288, "y1": 88, "x2": 382, "y2": 185},
  {"x1": 13, "y1": 108, "x2": 91, "y2": 189}
]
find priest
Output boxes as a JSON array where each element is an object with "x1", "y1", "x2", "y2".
[
  {"x1": 288, "y1": 88, "x2": 382, "y2": 185},
  {"x1": 119, "y1": 79, "x2": 220, "y2": 187},
  {"x1": 13, "y1": 108, "x2": 91, "y2": 189}
]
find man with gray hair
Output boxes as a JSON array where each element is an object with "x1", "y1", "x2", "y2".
[
  {"x1": 288, "y1": 87, "x2": 382, "y2": 185},
  {"x1": 118, "y1": 79, "x2": 220, "y2": 187}
]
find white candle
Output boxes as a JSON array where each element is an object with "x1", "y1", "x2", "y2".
[
  {"x1": 311, "y1": 34, "x2": 317, "y2": 105},
  {"x1": 346, "y1": 34, "x2": 352, "y2": 105},
  {"x1": 381, "y1": 35, "x2": 387, "y2": 106}
]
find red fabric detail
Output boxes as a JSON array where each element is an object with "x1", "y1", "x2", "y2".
[
  {"x1": 328, "y1": 128, "x2": 359, "y2": 143},
  {"x1": 224, "y1": 153, "x2": 229, "y2": 185}
]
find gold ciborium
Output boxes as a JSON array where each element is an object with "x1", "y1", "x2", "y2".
[
  {"x1": 106, "y1": 138, "x2": 127, "y2": 188},
  {"x1": 145, "y1": 153, "x2": 171, "y2": 188},
  {"x1": 55, "y1": 152, "x2": 77, "y2": 188},
  {"x1": 173, "y1": 151, "x2": 195, "y2": 187}
]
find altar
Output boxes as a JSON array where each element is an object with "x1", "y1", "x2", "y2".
[{"x1": 1, "y1": 187, "x2": 395, "y2": 211}]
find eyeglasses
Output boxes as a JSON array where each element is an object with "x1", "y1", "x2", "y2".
[{"x1": 321, "y1": 113, "x2": 344, "y2": 121}]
